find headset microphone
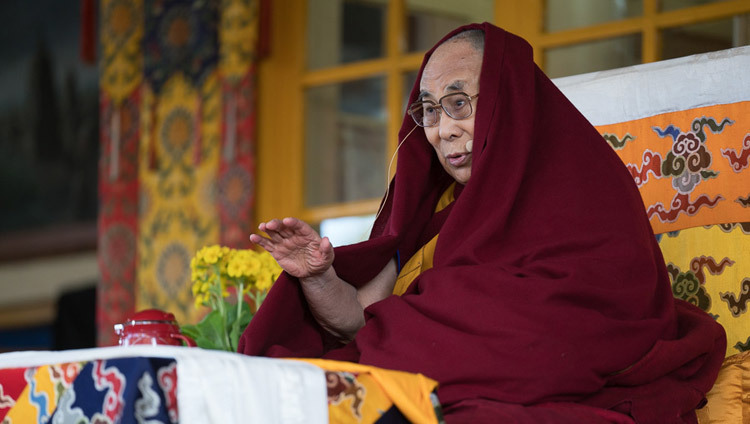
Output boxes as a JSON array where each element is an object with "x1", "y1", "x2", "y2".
[{"x1": 466, "y1": 139, "x2": 473, "y2": 153}]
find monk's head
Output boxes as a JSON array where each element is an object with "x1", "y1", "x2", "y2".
[{"x1": 411, "y1": 30, "x2": 484, "y2": 185}]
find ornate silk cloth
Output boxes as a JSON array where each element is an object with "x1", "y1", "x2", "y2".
[
  {"x1": 98, "y1": 0, "x2": 144, "y2": 345},
  {"x1": 98, "y1": 0, "x2": 260, "y2": 336},
  {"x1": 0, "y1": 348, "x2": 436, "y2": 423},
  {"x1": 0, "y1": 357, "x2": 178, "y2": 423}
]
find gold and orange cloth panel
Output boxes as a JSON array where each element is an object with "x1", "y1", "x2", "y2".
[
  {"x1": 595, "y1": 103, "x2": 750, "y2": 358},
  {"x1": 298, "y1": 358, "x2": 443, "y2": 424}
]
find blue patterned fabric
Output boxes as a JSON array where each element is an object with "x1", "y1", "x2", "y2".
[
  {"x1": 143, "y1": 0, "x2": 219, "y2": 92},
  {"x1": 48, "y1": 357, "x2": 178, "y2": 424}
]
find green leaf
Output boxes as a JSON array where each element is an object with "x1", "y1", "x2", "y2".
[
  {"x1": 182, "y1": 310, "x2": 231, "y2": 351},
  {"x1": 239, "y1": 307, "x2": 253, "y2": 328},
  {"x1": 180, "y1": 324, "x2": 200, "y2": 340},
  {"x1": 230, "y1": 323, "x2": 241, "y2": 352},
  {"x1": 225, "y1": 299, "x2": 254, "y2": 352},
  {"x1": 205, "y1": 310, "x2": 231, "y2": 350},
  {"x1": 181, "y1": 298, "x2": 256, "y2": 352},
  {"x1": 194, "y1": 335, "x2": 221, "y2": 350}
]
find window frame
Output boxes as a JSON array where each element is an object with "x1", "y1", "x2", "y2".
[{"x1": 256, "y1": 0, "x2": 750, "y2": 226}]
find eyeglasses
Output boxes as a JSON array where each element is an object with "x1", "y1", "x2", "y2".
[{"x1": 407, "y1": 92, "x2": 479, "y2": 127}]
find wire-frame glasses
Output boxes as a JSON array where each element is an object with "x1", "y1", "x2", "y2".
[{"x1": 407, "y1": 92, "x2": 479, "y2": 127}]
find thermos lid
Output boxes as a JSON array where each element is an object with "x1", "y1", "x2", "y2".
[
  {"x1": 114, "y1": 309, "x2": 179, "y2": 335},
  {"x1": 125, "y1": 309, "x2": 177, "y2": 324}
]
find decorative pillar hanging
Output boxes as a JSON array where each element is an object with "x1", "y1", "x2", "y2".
[
  {"x1": 218, "y1": 0, "x2": 259, "y2": 248},
  {"x1": 137, "y1": 0, "x2": 221, "y2": 324},
  {"x1": 98, "y1": 0, "x2": 261, "y2": 339},
  {"x1": 97, "y1": 0, "x2": 144, "y2": 346}
]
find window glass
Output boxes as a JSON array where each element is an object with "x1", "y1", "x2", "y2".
[
  {"x1": 660, "y1": 0, "x2": 731, "y2": 12},
  {"x1": 662, "y1": 15, "x2": 749, "y2": 60},
  {"x1": 307, "y1": 0, "x2": 386, "y2": 69},
  {"x1": 545, "y1": 0, "x2": 642, "y2": 32},
  {"x1": 545, "y1": 34, "x2": 642, "y2": 78},
  {"x1": 406, "y1": 0, "x2": 493, "y2": 52},
  {"x1": 320, "y1": 214, "x2": 376, "y2": 246},
  {"x1": 305, "y1": 77, "x2": 387, "y2": 207}
]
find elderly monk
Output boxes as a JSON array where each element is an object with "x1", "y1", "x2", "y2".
[{"x1": 240, "y1": 23, "x2": 725, "y2": 423}]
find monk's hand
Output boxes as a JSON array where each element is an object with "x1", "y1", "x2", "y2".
[{"x1": 250, "y1": 217, "x2": 334, "y2": 279}]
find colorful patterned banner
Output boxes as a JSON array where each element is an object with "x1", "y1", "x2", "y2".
[
  {"x1": 138, "y1": 0, "x2": 221, "y2": 324},
  {"x1": 597, "y1": 101, "x2": 750, "y2": 235},
  {"x1": 136, "y1": 0, "x2": 259, "y2": 325},
  {"x1": 0, "y1": 353, "x2": 442, "y2": 423},
  {"x1": 100, "y1": 0, "x2": 260, "y2": 328},
  {"x1": 218, "y1": 0, "x2": 258, "y2": 248},
  {"x1": 101, "y1": 0, "x2": 144, "y2": 104},
  {"x1": 218, "y1": 75, "x2": 256, "y2": 247},
  {"x1": 0, "y1": 367, "x2": 29, "y2": 419},
  {"x1": 1, "y1": 363, "x2": 80, "y2": 423},
  {"x1": 657, "y1": 223, "x2": 750, "y2": 356},
  {"x1": 300, "y1": 358, "x2": 442, "y2": 424},
  {"x1": 98, "y1": 92, "x2": 141, "y2": 346},
  {"x1": 0, "y1": 358, "x2": 177, "y2": 423},
  {"x1": 137, "y1": 75, "x2": 220, "y2": 323},
  {"x1": 98, "y1": 0, "x2": 144, "y2": 346},
  {"x1": 143, "y1": 0, "x2": 219, "y2": 93},
  {"x1": 219, "y1": 0, "x2": 258, "y2": 84}
]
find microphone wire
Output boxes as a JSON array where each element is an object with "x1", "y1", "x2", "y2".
[{"x1": 373, "y1": 124, "x2": 420, "y2": 224}]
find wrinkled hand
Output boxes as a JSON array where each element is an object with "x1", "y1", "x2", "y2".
[{"x1": 249, "y1": 217, "x2": 334, "y2": 279}]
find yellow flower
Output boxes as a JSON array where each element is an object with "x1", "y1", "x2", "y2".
[
  {"x1": 191, "y1": 279, "x2": 210, "y2": 300},
  {"x1": 258, "y1": 250, "x2": 273, "y2": 264},
  {"x1": 188, "y1": 244, "x2": 284, "y2": 351},
  {"x1": 190, "y1": 245, "x2": 281, "y2": 321},
  {"x1": 225, "y1": 250, "x2": 262, "y2": 279},
  {"x1": 255, "y1": 269, "x2": 273, "y2": 291},
  {"x1": 259, "y1": 251, "x2": 282, "y2": 272},
  {"x1": 233, "y1": 250, "x2": 251, "y2": 261},
  {"x1": 194, "y1": 293, "x2": 209, "y2": 308},
  {"x1": 191, "y1": 265, "x2": 209, "y2": 283},
  {"x1": 226, "y1": 260, "x2": 244, "y2": 278},
  {"x1": 200, "y1": 245, "x2": 223, "y2": 264},
  {"x1": 246, "y1": 256, "x2": 262, "y2": 275}
]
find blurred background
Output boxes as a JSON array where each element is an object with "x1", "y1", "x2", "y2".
[{"x1": 1, "y1": 0, "x2": 748, "y2": 351}]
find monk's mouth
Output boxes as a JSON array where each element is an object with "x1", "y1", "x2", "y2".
[{"x1": 447, "y1": 153, "x2": 470, "y2": 166}]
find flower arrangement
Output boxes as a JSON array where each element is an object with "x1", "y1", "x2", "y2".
[{"x1": 181, "y1": 245, "x2": 282, "y2": 351}]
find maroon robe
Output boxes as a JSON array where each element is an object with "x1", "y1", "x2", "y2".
[{"x1": 239, "y1": 23, "x2": 726, "y2": 423}]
